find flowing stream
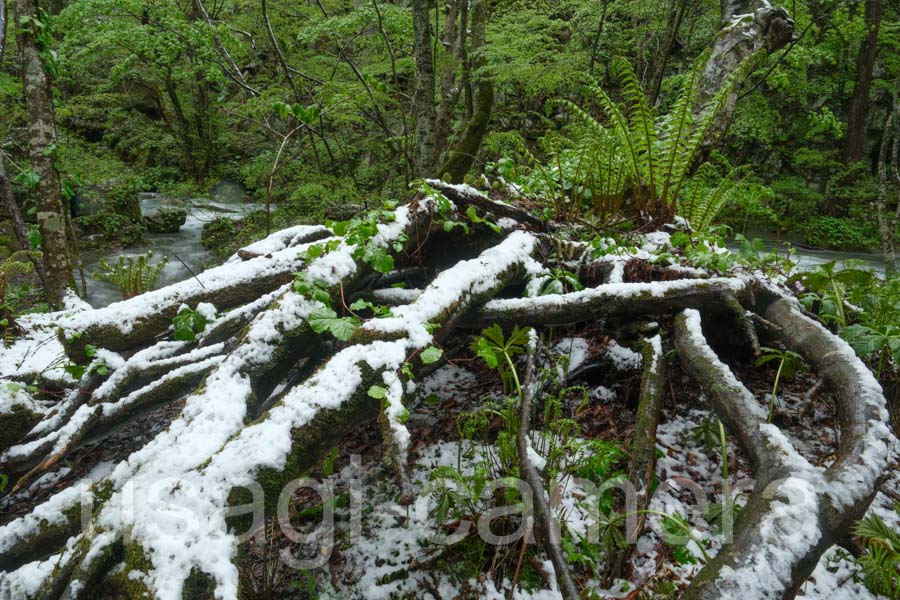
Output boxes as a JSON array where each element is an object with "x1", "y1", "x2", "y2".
[
  {"x1": 81, "y1": 207, "x2": 888, "y2": 309},
  {"x1": 727, "y1": 239, "x2": 887, "y2": 274},
  {"x1": 81, "y1": 193, "x2": 263, "y2": 307}
]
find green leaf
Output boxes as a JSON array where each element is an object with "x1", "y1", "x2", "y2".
[
  {"x1": 369, "y1": 248, "x2": 395, "y2": 274},
  {"x1": 465, "y1": 206, "x2": 501, "y2": 233},
  {"x1": 476, "y1": 337, "x2": 499, "y2": 369},
  {"x1": 349, "y1": 299, "x2": 374, "y2": 312},
  {"x1": 367, "y1": 385, "x2": 388, "y2": 399},
  {"x1": 420, "y1": 346, "x2": 443, "y2": 365},
  {"x1": 308, "y1": 307, "x2": 359, "y2": 341}
]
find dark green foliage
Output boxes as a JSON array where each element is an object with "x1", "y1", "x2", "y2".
[
  {"x1": 75, "y1": 214, "x2": 146, "y2": 249},
  {"x1": 200, "y1": 217, "x2": 237, "y2": 250},
  {"x1": 854, "y1": 506, "x2": 900, "y2": 599},
  {"x1": 172, "y1": 306, "x2": 209, "y2": 341},
  {"x1": 143, "y1": 207, "x2": 187, "y2": 234},
  {"x1": 803, "y1": 216, "x2": 879, "y2": 251}
]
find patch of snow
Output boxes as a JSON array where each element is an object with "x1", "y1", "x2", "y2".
[{"x1": 605, "y1": 340, "x2": 642, "y2": 371}]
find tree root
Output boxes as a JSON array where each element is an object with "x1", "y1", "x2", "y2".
[
  {"x1": 469, "y1": 277, "x2": 752, "y2": 328},
  {"x1": 1, "y1": 187, "x2": 895, "y2": 599},
  {"x1": 674, "y1": 306, "x2": 897, "y2": 599}
]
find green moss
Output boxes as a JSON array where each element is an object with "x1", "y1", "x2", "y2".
[
  {"x1": 144, "y1": 207, "x2": 187, "y2": 233},
  {"x1": 75, "y1": 213, "x2": 146, "y2": 249},
  {"x1": 105, "y1": 543, "x2": 154, "y2": 598},
  {"x1": 0, "y1": 406, "x2": 40, "y2": 452}
]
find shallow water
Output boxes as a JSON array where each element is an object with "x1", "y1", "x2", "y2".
[
  {"x1": 80, "y1": 210, "x2": 890, "y2": 308},
  {"x1": 727, "y1": 238, "x2": 887, "y2": 274},
  {"x1": 81, "y1": 195, "x2": 262, "y2": 307}
]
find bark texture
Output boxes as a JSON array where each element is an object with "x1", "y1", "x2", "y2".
[
  {"x1": 13, "y1": 0, "x2": 73, "y2": 309},
  {"x1": 699, "y1": 0, "x2": 794, "y2": 140}
]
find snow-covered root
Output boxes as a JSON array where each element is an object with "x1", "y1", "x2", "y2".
[
  {"x1": 0, "y1": 199, "x2": 446, "y2": 582},
  {"x1": 468, "y1": 276, "x2": 753, "y2": 328},
  {"x1": 55, "y1": 238, "x2": 323, "y2": 363},
  {"x1": 229, "y1": 225, "x2": 331, "y2": 261},
  {"x1": 377, "y1": 370, "x2": 416, "y2": 506},
  {"x1": 1, "y1": 230, "x2": 541, "y2": 599},
  {"x1": 1, "y1": 342, "x2": 222, "y2": 471},
  {"x1": 0, "y1": 385, "x2": 47, "y2": 454},
  {"x1": 7, "y1": 355, "x2": 224, "y2": 494},
  {"x1": 425, "y1": 178, "x2": 545, "y2": 230},
  {"x1": 673, "y1": 307, "x2": 898, "y2": 600},
  {"x1": 109, "y1": 231, "x2": 539, "y2": 598}
]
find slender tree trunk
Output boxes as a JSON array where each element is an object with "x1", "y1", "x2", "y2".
[
  {"x1": 437, "y1": 0, "x2": 493, "y2": 182},
  {"x1": 843, "y1": 0, "x2": 881, "y2": 165},
  {"x1": 647, "y1": 0, "x2": 690, "y2": 105},
  {"x1": 412, "y1": 0, "x2": 437, "y2": 177},
  {"x1": 433, "y1": 0, "x2": 461, "y2": 162},
  {"x1": 13, "y1": 0, "x2": 73, "y2": 309},
  {"x1": 875, "y1": 82, "x2": 898, "y2": 274},
  {"x1": 588, "y1": 0, "x2": 608, "y2": 79},
  {"x1": 0, "y1": 0, "x2": 38, "y2": 275}
]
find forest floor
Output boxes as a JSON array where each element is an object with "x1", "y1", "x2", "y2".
[{"x1": 4, "y1": 313, "x2": 894, "y2": 599}]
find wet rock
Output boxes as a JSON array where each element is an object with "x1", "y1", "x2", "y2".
[{"x1": 144, "y1": 207, "x2": 188, "y2": 234}]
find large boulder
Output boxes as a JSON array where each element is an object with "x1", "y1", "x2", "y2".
[{"x1": 144, "y1": 207, "x2": 188, "y2": 234}]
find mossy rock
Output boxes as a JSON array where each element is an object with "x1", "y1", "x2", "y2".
[
  {"x1": 144, "y1": 207, "x2": 188, "y2": 234},
  {"x1": 200, "y1": 217, "x2": 236, "y2": 250},
  {"x1": 75, "y1": 214, "x2": 146, "y2": 249}
]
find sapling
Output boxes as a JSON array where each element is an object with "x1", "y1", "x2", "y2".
[{"x1": 756, "y1": 346, "x2": 805, "y2": 423}]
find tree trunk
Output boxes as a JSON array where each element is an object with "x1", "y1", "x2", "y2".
[
  {"x1": 0, "y1": 3, "x2": 45, "y2": 288},
  {"x1": 13, "y1": 0, "x2": 74, "y2": 310},
  {"x1": 843, "y1": 0, "x2": 882, "y2": 165},
  {"x1": 875, "y1": 80, "x2": 898, "y2": 274},
  {"x1": 412, "y1": 0, "x2": 437, "y2": 177},
  {"x1": 647, "y1": 0, "x2": 690, "y2": 105},
  {"x1": 433, "y1": 0, "x2": 463, "y2": 162},
  {"x1": 437, "y1": 0, "x2": 493, "y2": 182},
  {"x1": 698, "y1": 0, "x2": 794, "y2": 140}
]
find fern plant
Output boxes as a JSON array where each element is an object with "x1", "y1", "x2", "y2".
[
  {"x1": 1, "y1": 250, "x2": 41, "y2": 338},
  {"x1": 553, "y1": 56, "x2": 750, "y2": 225},
  {"x1": 854, "y1": 508, "x2": 900, "y2": 599},
  {"x1": 92, "y1": 251, "x2": 168, "y2": 300}
]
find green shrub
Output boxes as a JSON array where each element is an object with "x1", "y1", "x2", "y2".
[
  {"x1": 144, "y1": 207, "x2": 188, "y2": 234},
  {"x1": 201, "y1": 217, "x2": 237, "y2": 250},
  {"x1": 92, "y1": 251, "x2": 168, "y2": 300},
  {"x1": 802, "y1": 216, "x2": 878, "y2": 251},
  {"x1": 75, "y1": 214, "x2": 146, "y2": 249},
  {"x1": 106, "y1": 175, "x2": 145, "y2": 220}
]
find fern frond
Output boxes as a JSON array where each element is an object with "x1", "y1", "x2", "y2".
[
  {"x1": 611, "y1": 58, "x2": 658, "y2": 201},
  {"x1": 669, "y1": 59, "x2": 751, "y2": 205},
  {"x1": 586, "y1": 84, "x2": 644, "y2": 198},
  {"x1": 681, "y1": 169, "x2": 740, "y2": 233},
  {"x1": 658, "y1": 58, "x2": 704, "y2": 206}
]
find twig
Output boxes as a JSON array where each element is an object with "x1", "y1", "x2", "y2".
[
  {"x1": 173, "y1": 253, "x2": 205, "y2": 289},
  {"x1": 515, "y1": 333, "x2": 580, "y2": 600}
]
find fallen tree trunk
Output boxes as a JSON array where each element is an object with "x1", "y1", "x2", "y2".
[{"x1": 468, "y1": 277, "x2": 752, "y2": 328}]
